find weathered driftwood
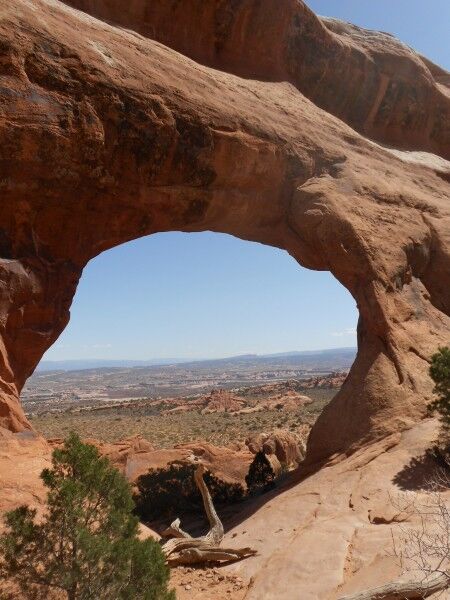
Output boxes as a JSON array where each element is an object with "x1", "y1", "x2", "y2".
[
  {"x1": 161, "y1": 464, "x2": 257, "y2": 566},
  {"x1": 338, "y1": 571, "x2": 449, "y2": 600}
]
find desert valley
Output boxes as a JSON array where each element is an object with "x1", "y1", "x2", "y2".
[
  {"x1": 22, "y1": 350, "x2": 351, "y2": 447},
  {"x1": 0, "y1": 0, "x2": 449, "y2": 599}
]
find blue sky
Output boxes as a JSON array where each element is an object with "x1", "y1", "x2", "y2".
[
  {"x1": 44, "y1": 1, "x2": 449, "y2": 361},
  {"x1": 45, "y1": 233, "x2": 358, "y2": 360},
  {"x1": 307, "y1": 0, "x2": 450, "y2": 69}
]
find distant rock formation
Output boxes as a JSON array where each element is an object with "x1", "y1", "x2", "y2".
[
  {"x1": 246, "y1": 428, "x2": 307, "y2": 467},
  {"x1": 301, "y1": 372, "x2": 348, "y2": 390},
  {"x1": 0, "y1": 0, "x2": 448, "y2": 464},
  {"x1": 196, "y1": 386, "x2": 312, "y2": 414},
  {"x1": 201, "y1": 389, "x2": 246, "y2": 414}
]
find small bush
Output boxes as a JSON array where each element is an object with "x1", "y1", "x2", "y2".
[
  {"x1": 135, "y1": 463, "x2": 244, "y2": 521},
  {"x1": 245, "y1": 451, "x2": 276, "y2": 495},
  {"x1": 429, "y1": 347, "x2": 450, "y2": 427},
  {"x1": 0, "y1": 433, "x2": 174, "y2": 600},
  {"x1": 429, "y1": 347, "x2": 450, "y2": 465}
]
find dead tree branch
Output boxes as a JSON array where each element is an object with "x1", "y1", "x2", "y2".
[
  {"x1": 340, "y1": 469, "x2": 450, "y2": 600},
  {"x1": 337, "y1": 571, "x2": 449, "y2": 599},
  {"x1": 161, "y1": 464, "x2": 257, "y2": 566}
]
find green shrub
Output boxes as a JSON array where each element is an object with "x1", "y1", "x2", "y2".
[
  {"x1": 0, "y1": 433, "x2": 174, "y2": 600},
  {"x1": 245, "y1": 451, "x2": 276, "y2": 495},
  {"x1": 429, "y1": 347, "x2": 450, "y2": 427},
  {"x1": 429, "y1": 347, "x2": 450, "y2": 464},
  {"x1": 135, "y1": 463, "x2": 244, "y2": 521}
]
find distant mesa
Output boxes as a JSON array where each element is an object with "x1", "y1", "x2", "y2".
[{"x1": 36, "y1": 348, "x2": 357, "y2": 373}]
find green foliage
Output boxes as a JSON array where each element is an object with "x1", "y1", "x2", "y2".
[
  {"x1": 429, "y1": 347, "x2": 450, "y2": 428},
  {"x1": 0, "y1": 433, "x2": 174, "y2": 600},
  {"x1": 135, "y1": 463, "x2": 244, "y2": 521},
  {"x1": 245, "y1": 451, "x2": 276, "y2": 495},
  {"x1": 428, "y1": 347, "x2": 450, "y2": 465}
]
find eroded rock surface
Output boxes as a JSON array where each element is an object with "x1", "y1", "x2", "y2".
[
  {"x1": 89, "y1": 437, "x2": 254, "y2": 486},
  {"x1": 0, "y1": 0, "x2": 448, "y2": 464},
  {"x1": 63, "y1": 0, "x2": 450, "y2": 159},
  {"x1": 223, "y1": 419, "x2": 446, "y2": 600},
  {"x1": 246, "y1": 428, "x2": 306, "y2": 466}
]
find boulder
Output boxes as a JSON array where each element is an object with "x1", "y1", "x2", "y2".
[
  {"x1": 114, "y1": 440, "x2": 253, "y2": 486},
  {"x1": 246, "y1": 429, "x2": 306, "y2": 467}
]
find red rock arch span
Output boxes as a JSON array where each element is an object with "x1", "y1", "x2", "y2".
[{"x1": 0, "y1": 0, "x2": 449, "y2": 463}]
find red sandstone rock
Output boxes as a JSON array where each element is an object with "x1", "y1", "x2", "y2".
[
  {"x1": 163, "y1": 385, "x2": 313, "y2": 414},
  {"x1": 3, "y1": 421, "x2": 443, "y2": 599},
  {"x1": 174, "y1": 441, "x2": 253, "y2": 485},
  {"x1": 246, "y1": 428, "x2": 306, "y2": 467},
  {"x1": 0, "y1": 0, "x2": 448, "y2": 465},
  {"x1": 301, "y1": 372, "x2": 349, "y2": 389},
  {"x1": 258, "y1": 390, "x2": 312, "y2": 412},
  {"x1": 97, "y1": 439, "x2": 254, "y2": 486},
  {"x1": 201, "y1": 389, "x2": 245, "y2": 414},
  {"x1": 63, "y1": 0, "x2": 450, "y2": 159}
]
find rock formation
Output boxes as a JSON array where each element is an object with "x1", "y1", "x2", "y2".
[
  {"x1": 62, "y1": 0, "x2": 450, "y2": 159},
  {"x1": 162, "y1": 384, "x2": 313, "y2": 414},
  {"x1": 0, "y1": 0, "x2": 449, "y2": 465},
  {"x1": 200, "y1": 389, "x2": 245, "y2": 414},
  {"x1": 2, "y1": 415, "x2": 448, "y2": 598},
  {"x1": 302, "y1": 371, "x2": 349, "y2": 390},
  {"x1": 81, "y1": 438, "x2": 254, "y2": 486},
  {"x1": 246, "y1": 429, "x2": 306, "y2": 467}
]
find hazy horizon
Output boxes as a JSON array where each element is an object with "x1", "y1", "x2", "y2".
[
  {"x1": 40, "y1": 345, "x2": 357, "y2": 363},
  {"x1": 37, "y1": 347, "x2": 357, "y2": 373}
]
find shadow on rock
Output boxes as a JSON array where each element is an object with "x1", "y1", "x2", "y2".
[{"x1": 393, "y1": 448, "x2": 450, "y2": 491}]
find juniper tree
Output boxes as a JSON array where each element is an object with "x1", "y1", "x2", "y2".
[
  {"x1": 0, "y1": 433, "x2": 174, "y2": 600},
  {"x1": 429, "y1": 347, "x2": 450, "y2": 430},
  {"x1": 245, "y1": 451, "x2": 276, "y2": 495},
  {"x1": 427, "y1": 346, "x2": 450, "y2": 468}
]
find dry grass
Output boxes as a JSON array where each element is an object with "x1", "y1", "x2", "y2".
[{"x1": 30, "y1": 389, "x2": 334, "y2": 448}]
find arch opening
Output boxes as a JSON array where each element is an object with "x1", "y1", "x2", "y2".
[{"x1": 22, "y1": 232, "x2": 358, "y2": 454}]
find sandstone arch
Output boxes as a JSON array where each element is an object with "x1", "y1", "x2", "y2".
[
  {"x1": 63, "y1": 0, "x2": 450, "y2": 160},
  {"x1": 0, "y1": 0, "x2": 449, "y2": 464}
]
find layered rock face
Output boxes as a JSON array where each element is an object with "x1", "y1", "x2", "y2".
[
  {"x1": 0, "y1": 0, "x2": 449, "y2": 462},
  {"x1": 63, "y1": 0, "x2": 450, "y2": 159}
]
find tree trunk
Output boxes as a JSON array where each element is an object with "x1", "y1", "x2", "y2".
[
  {"x1": 338, "y1": 572, "x2": 449, "y2": 600},
  {"x1": 67, "y1": 585, "x2": 77, "y2": 600},
  {"x1": 162, "y1": 464, "x2": 256, "y2": 566}
]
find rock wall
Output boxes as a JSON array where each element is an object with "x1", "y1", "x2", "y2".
[
  {"x1": 62, "y1": 0, "x2": 450, "y2": 159},
  {"x1": 0, "y1": 0, "x2": 449, "y2": 462}
]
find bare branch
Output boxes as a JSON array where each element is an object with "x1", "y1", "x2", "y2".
[
  {"x1": 340, "y1": 469, "x2": 450, "y2": 600},
  {"x1": 161, "y1": 464, "x2": 256, "y2": 566},
  {"x1": 338, "y1": 572, "x2": 449, "y2": 599}
]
